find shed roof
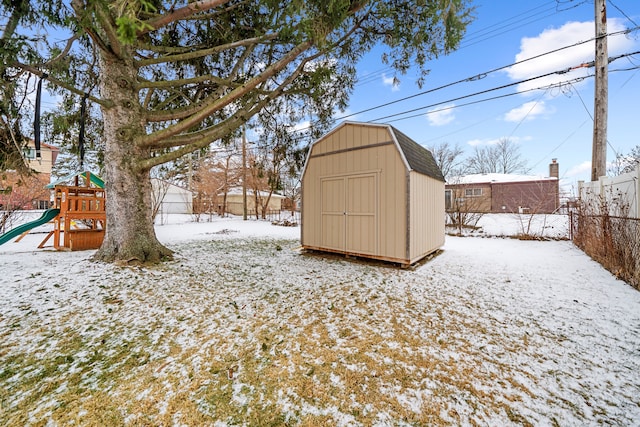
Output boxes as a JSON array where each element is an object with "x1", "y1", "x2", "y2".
[
  {"x1": 390, "y1": 126, "x2": 444, "y2": 182},
  {"x1": 305, "y1": 122, "x2": 444, "y2": 182}
]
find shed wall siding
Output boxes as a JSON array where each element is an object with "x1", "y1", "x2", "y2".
[
  {"x1": 409, "y1": 171, "x2": 445, "y2": 261},
  {"x1": 302, "y1": 125, "x2": 407, "y2": 261}
]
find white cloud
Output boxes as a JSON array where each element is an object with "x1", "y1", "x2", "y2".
[
  {"x1": 426, "y1": 104, "x2": 455, "y2": 126},
  {"x1": 291, "y1": 120, "x2": 310, "y2": 132},
  {"x1": 382, "y1": 73, "x2": 400, "y2": 91},
  {"x1": 565, "y1": 160, "x2": 592, "y2": 177},
  {"x1": 336, "y1": 108, "x2": 358, "y2": 122},
  {"x1": 503, "y1": 101, "x2": 549, "y2": 122},
  {"x1": 506, "y1": 18, "x2": 636, "y2": 93},
  {"x1": 467, "y1": 138, "x2": 501, "y2": 147},
  {"x1": 466, "y1": 136, "x2": 531, "y2": 147},
  {"x1": 467, "y1": 139, "x2": 485, "y2": 147}
]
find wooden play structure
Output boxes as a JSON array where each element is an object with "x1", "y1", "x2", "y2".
[
  {"x1": 39, "y1": 171, "x2": 106, "y2": 251},
  {"x1": 1, "y1": 78, "x2": 107, "y2": 251}
]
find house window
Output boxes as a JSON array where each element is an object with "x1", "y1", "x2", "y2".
[
  {"x1": 464, "y1": 188, "x2": 482, "y2": 197},
  {"x1": 23, "y1": 148, "x2": 36, "y2": 159},
  {"x1": 445, "y1": 189, "x2": 452, "y2": 210}
]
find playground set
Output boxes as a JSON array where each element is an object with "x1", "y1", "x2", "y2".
[
  {"x1": 0, "y1": 171, "x2": 106, "y2": 250},
  {"x1": 0, "y1": 73, "x2": 108, "y2": 250},
  {"x1": 0, "y1": 75, "x2": 106, "y2": 251}
]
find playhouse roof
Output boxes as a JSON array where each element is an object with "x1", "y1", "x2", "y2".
[{"x1": 47, "y1": 171, "x2": 104, "y2": 189}]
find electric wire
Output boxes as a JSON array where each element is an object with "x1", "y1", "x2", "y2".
[
  {"x1": 367, "y1": 50, "x2": 640, "y2": 123},
  {"x1": 609, "y1": 0, "x2": 639, "y2": 27},
  {"x1": 280, "y1": 52, "x2": 640, "y2": 150},
  {"x1": 333, "y1": 27, "x2": 638, "y2": 123},
  {"x1": 351, "y1": 1, "x2": 590, "y2": 89}
]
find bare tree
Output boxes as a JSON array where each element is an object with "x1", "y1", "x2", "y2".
[
  {"x1": 428, "y1": 141, "x2": 465, "y2": 181},
  {"x1": 465, "y1": 138, "x2": 529, "y2": 175},
  {"x1": 150, "y1": 178, "x2": 171, "y2": 223},
  {"x1": 192, "y1": 151, "x2": 241, "y2": 218},
  {"x1": 609, "y1": 145, "x2": 640, "y2": 176},
  {"x1": 445, "y1": 177, "x2": 486, "y2": 235}
]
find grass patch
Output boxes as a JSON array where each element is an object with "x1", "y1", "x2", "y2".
[{"x1": 0, "y1": 238, "x2": 631, "y2": 425}]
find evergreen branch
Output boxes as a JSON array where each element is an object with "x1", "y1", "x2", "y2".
[
  {"x1": 141, "y1": 0, "x2": 232, "y2": 35},
  {"x1": 11, "y1": 62, "x2": 112, "y2": 108},
  {"x1": 139, "y1": 46, "x2": 322, "y2": 169},
  {"x1": 71, "y1": 0, "x2": 116, "y2": 57},
  {"x1": 136, "y1": 39, "x2": 313, "y2": 148},
  {"x1": 136, "y1": 33, "x2": 278, "y2": 67}
]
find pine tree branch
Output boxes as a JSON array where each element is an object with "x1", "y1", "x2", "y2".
[
  {"x1": 141, "y1": 0, "x2": 232, "y2": 35},
  {"x1": 136, "y1": 33, "x2": 278, "y2": 67},
  {"x1": 139, "y1": 45, "x2": 321, "y2": 170},
  {"x1": 136, "y1": 39, "x2": 313, "y2": 148}
]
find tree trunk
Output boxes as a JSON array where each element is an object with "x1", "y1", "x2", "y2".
[{"x1": 92, "y1": 53, "x2": 173, "y2": 264}]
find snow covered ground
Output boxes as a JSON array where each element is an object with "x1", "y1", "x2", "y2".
[{"x1": 1, "y1": 213, "x2": 639, "y2": 426}]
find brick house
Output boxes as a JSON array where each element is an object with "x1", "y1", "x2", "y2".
[
  {"x1": 0, "y1": 141, "x2": 59, "y2": 210},
  {"x1": 446, "y1": 160, "x2": 560, "y2": 214}
]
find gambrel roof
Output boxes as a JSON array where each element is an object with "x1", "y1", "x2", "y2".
[{"x1": 390, "y1": 126, "x2": 445, "y2": 182}]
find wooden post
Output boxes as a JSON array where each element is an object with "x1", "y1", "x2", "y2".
[{"x1": 592, "y1": 0, "x2": 608, "y2": 181}]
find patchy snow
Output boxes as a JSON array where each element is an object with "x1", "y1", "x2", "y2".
[
  {"x1": 1, "y1": 213, "x2": 639, "y2": 425},
  {"x1": 461, "y1": 212, "x2": 569, "y2": 239}
]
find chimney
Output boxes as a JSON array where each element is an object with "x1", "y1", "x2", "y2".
[{"x1": 549, "y1": 158, "x2": 559, "y2": 178}]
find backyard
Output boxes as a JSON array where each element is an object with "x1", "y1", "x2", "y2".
[{"x1": 1, "y1": 214, "x2": 639, "y2": 426}]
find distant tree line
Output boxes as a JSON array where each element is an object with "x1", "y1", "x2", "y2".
[{"x1": 429, "y1": 138, "x2": 530, "y2": 181}]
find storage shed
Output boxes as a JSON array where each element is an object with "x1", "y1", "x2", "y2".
[{"x1": 301, "y1": 121, "x2": 445, "y2": 266}]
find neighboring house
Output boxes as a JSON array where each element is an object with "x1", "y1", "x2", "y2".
[
  {"x1": 446, "y1": 159, "x2": 560, "y2": 214},
  {"x1": 151, "y1": 178, "x2": 193, "y2": 215},
  {"x1": 219, "y1": 188, "x2": 284, "y2": 216},
  {"x1": 0, "y1": 141, "x2": 59, "y2": 210},
  {"x1": 301, "y1": 121, "x2": 445, "y2": 266}
]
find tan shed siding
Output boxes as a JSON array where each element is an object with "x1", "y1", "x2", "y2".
[
  {"x1": 409, "y1": 171, "x2": 445, "y2": 261},
  {"x1": 378, "y1": 145, "x2": 407, "y2": 260},
  {"x1": 302, "y1": 124, "x2": 408, "y2": 261},
  {"x1": 311, "y1": 124, "x2": 390, "y2": 156}
]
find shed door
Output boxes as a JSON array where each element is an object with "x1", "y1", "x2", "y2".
[
  {"x1": 321, "y1": 173, "x2": 378, "y2": 255},
  {"x1": 320, "y1": 177, "x2": 345, "y2": 251}
]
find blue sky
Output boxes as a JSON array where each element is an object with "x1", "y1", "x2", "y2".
[{"x1": 340, "y1": 0, "x2": 640, "y2": 190}]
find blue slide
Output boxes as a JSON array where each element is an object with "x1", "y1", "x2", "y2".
[{"x1": 0, "y1": 208, "x2": 60, "y2": 246}]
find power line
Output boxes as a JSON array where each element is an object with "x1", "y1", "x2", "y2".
[
  {"x1": 609, "y1": 0, "x2": 639, "y2": 27},
  {"x1": 381, "y1": 75, "x2": 588, "y2": 124},
  {"x1": 461, "y1": 1, "x2": 565, "y2": 49},
  {"x1": 355, "y1": 0, "x2": 569, "y2": 87},
  {"x1": 333, "y1": 26, "x2": 638, "y2": 123},
  {"x1": 375, "y1": 50, "x2": 640, "y2": 124},
  {"x1": 367, "y1": 64, "x2": 590, "y2": 123},
  {"x1": 282, "y1": 51, "x2": 639, "y2": 149},
  {"x1": 350, "y1": 1, "x2": 592, "y2": 93}
]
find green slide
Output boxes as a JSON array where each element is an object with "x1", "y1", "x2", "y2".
[{"x1": 0, "y1": 208, "x2": 60, "y2": 246}]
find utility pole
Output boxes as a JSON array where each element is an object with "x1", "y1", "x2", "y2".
[
  {"x1": 592, "y1": 0, "x2": 608, "y2": 181},
  {"x1": 242, "y1": 125, "x2": 248, "y2": 220}
]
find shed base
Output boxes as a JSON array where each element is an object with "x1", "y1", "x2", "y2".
[{"x1": 301, "y1": 245, "x2": 441, "y2": 269}]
